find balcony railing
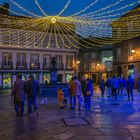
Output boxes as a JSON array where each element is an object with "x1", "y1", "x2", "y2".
[
  {"x1": 16, "y1": 62, "x2": 27, "y2": 70},
  {"x1": 65, "y1": 64, "x2": 74, "y2": 70},
  {"x1": 56, "y1": 63, "x2": 64, "y2": 70},
  {"x1": 43, "y1": 63, "x2": 50, "y2": 70},
  {"x1": 1, "y1": 62, "x2": 13, "y2": 70},
  {"x1": 30, "y1": 63, "x2": 40, "y2": 70}
]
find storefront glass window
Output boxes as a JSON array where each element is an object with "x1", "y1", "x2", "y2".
[
  {"x1": 43, "y1": 73, "x2": 50, "y2": 84},
  {"x1": 3, "y1": 74, "x2": 12, "y2": 88},
  {"x1": 66, "y1": 74, "x2": 73, "y2": 83}
]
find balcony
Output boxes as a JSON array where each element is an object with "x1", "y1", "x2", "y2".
[
  {"x1": 65, "y1": 64, "x2": 74, "y2": 70},
  {"x1": 16, "y1": 62, "x2": 27, "y2": 70},
  {"x1": 1, "y1": 62, "x2": 13, "y2": 70},
  {"x1": 56, "y1": 63, "x2": 64, "y2": 70},
  {"x1": 43, "y1": 63, "x2": 50, "y2": 70},
  {"x1": 30, "y1": 63, "x2": 40, "y2": 70}
]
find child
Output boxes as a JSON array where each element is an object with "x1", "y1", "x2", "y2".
[{"x1": 57, "y1": 87, "x2": 64, "y2": 109}]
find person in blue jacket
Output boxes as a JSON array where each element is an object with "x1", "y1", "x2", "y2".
[{"x1": 126, "y1": 75, "x2": 134, "y2": 101}]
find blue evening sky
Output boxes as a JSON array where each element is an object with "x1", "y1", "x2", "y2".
[{"x1": 0, "y1": 0, "x2": 139, "y2": 17}]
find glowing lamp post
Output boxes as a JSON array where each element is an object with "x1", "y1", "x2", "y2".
[{"x1": 131, "y1": 49, "x2": 135, "y2": 54}]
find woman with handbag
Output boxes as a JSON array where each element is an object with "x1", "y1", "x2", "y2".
[{"x1": 85, "y1": 79, "x2": 93, "y2": 109}]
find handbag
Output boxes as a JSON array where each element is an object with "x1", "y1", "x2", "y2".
[{"x1": 86, "y1": 91, "x2": 91, "y2": 96}]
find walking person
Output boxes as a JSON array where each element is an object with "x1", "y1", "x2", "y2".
[
  {"x1": 80, "y1": 77, "x2": 87, "y2": 104},
  {"x1": 85, "y1": 78, "x2": 93, "y2": 109},
  {"x1": 106, "y1": 77, "x2": 111, "y2": 98},
  {"x1": 126, "y1": 75, "x2": 134, "y2": 101},
  {"x1": 112, "y1": 76, "x2": 119, "y2": 101},
  {"x1": 69, "y1": 76, "x2": 82, "y2": 110},
  {"x1": 99, "y1": 79, "x2": 105, "y2": 99},
  {"x1": 137, "y1": 77, "x2": 140, "y2": 94},
  {"x1": 11, "y1": 74, "x2": 26, "y2": 117},
  {"x1": 121, "y1": 77, "x2": 127, "y2": 95},
  {"x1": 117, "y1": 77, "x2": 122, "y2": 95},
  {"x1": 26, "y1": 75, "x2": 39, "y2": 115}
]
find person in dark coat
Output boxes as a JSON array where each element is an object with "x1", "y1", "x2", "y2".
[
  {"x1": 26, "y1": 75, "x2": 39, "y2": 115},
  {"x1": 80, "y1": 77, "x2": 87, "y2": 104},
  {"x1": 11, "y1": 74, "x2": 26, "y2": 117},
  {"x1": 85, "y1": 78, "x2": 93, "y2": 108},
  {"x1": 106, "y1": 77, "x2": 111, "y2": 97},
  {"x1": 99, "y1": 79, "x2": 105, "y2": 98},
  {"x1": 121, "y1": 77, "x2": 127, "y2": 95},
  {"x1": 137, "y1": 77, "x2": 140, "y2": 94},
  {"x1": 126, "y1": 75, "x2": 134, "y2": 101}
]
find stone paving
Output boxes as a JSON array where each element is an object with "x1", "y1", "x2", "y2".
[{"x1": 0, "y1": 88, "x2": 140, "y2": 140}]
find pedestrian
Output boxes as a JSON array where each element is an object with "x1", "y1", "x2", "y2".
[
  {"x1": 137, "y1": 77, "x2": 140, "y2": 94},
  {"x1": 11, "y1": 74, "x2": 26, "y2": 117},
  {"x1": 112, "y1": 76, "x2": 119, "y2": 100},
  {"x1": 85, "y1": 78, "x2": 93, "y2": 108},
  {"x1": 106, "y1": 77, "x2": 111, "y2": 97},
  {"x1": 99, "y1": 79, "x2": 105, "y2": 98},
  {"x1": 69, "y1": 76, "x2": 82, "y2": 110},
  {"x1": 80, "y1": 77, "x2": 87, "y2": 104},
  {"x1": 126, "y1": 75, "x2": 134, "y2": 101},
  {"x1": 117, "y1": 77, "x2": 122, "y2": 95},
  {"x1": 26, "y1": 75, "x2": 39, "y2": 115},
  {"x1": 121, "y1": 77, "x2": 127, "y2": 95},
  {"x1": 57, "y1": 87, "x2": 64, "y2": 109}
]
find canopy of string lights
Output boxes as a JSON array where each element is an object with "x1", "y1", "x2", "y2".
[{"x1": 0, "y1": 0, "x2": 140, "y2": 48}]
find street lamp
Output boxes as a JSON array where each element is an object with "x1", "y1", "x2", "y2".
[
  {"x1": 131, "y1": 48, "x2": 138, "y2": 60},
  {"x1": 131, "y1": 49, "x2": 135, "y2": 54},
  {"x1": 76, "y1": 60, "x2": 80, "y2": 65}
]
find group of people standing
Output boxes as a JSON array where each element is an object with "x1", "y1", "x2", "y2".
[
  {"x1": 99, "y1": 75, "x2": 135, "y2": 101},
  {"x1": 11, "y1": 74, "x2": 39, "y2": 117},
  {"x1": 57, "y1": 76, "x2": 93, "y2": 110},
  {"x1": 69, "y1": 76, "x2": 93, "y2": 110}
]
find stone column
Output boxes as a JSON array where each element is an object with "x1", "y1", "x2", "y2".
[
  {"x1": 39, "y1": 54, "x2": 43, "y2": 70},
  {"x1": 39, "y1": 73, "x2": 43, "y2": 84},
  {"x1": 26, "y1": 52, "x2": 30, "y2": 69},
  {"x1": 12, "y1": 75, "x2": 16, "y2": 85},
  {"x1": 0, "y1": 74, "x2": 2, "y2": 88},
  {"x1": 12, "y1": 52, "x2": 17, "y2": 69}
]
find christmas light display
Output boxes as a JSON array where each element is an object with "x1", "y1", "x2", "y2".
[{"x1": 0, "y1": 0, "x2": 140, "y2": 48}]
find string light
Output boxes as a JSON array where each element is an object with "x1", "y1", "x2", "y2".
[{"x1": 0, "y1": 0, "x2": 140, "y2": 49}]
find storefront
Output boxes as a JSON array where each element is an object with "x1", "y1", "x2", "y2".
[
  {"x1": 66, "y1": 73, "x2": 73, "y2": 83},
  {"x1": 2, "y1": 73, "x2": 12, "y2": 88},
  {"x1": 43, "y1": 73, "x2": 50, "y2": 84}
]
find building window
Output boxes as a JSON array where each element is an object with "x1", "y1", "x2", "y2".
[
  {"x1": 84, "y1": 63, "x2": 88, "y2": 70},
  {"x1": 30, "y1": 54, "x2": 39, "y2": 66},
  {"x1": 2, "y1": 53, "x2": 12, "y2": 66},
  {"x1": 56, "y1": 55, "x2": 63, "y2": 65},
  {"x1": 43, "y1": 55, "x2": 50, "y2": 66},
  {"x1": 91, "y1": 52, "x2": 96, "y2": 59},
  {"x1": 17, "y1": 53, "x2": 26, "y2": 66},
  {"x1": 66, "y1": 55, "x2": 73, "y2": 67},
  {"x1": 91, "y1": 63, "x2": 96, "y2": 70},
  {"x1": 83, "y1": 53, "x2": 88, "y2": 59}
]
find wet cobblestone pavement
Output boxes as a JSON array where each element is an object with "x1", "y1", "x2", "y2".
[{"x1": 1, "y1": 89, "x2": 140, "y2": 140}]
